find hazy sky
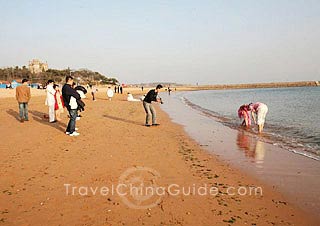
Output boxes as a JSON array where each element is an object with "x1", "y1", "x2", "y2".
[{"x1": 1, "y1": 0, "x2": 319, "y2": 84}]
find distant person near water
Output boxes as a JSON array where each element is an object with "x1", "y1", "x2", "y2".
[
  {"x1": 249, "y1": 102, "x2": 268, "y2": 133},
  {"x1": 143, "y1": 84, "x2": 163, "y2": 127},
  {"x1": 53, "y1": 84, "x2": 64, "y2": 121},
  {"x1": 62, "y1": 76, "x2": 81, "y2": 136},
  {"x1": 15, "y1": 78, "x2": 31, "y2": 123},
  {"x1": 45, "y1": 80, "x2": 56, "y2": 123},
  {"x1": 238, "y1": 104, "x2": 251, "y2": 127}
]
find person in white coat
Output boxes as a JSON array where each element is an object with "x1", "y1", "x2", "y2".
[{"x1": 45, "y1": 80, "x2": 56, "y2": 123}]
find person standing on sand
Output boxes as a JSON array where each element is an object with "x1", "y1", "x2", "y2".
[
  {"x1": 62, "y1": 76, "x2": 81, "y2": 136},
  {"x1": 91, "y1": 85, "x2": 98, "y2": 101},
  {"x1": 15, "y1": 78, "x2": 31, "y2": 123},
  {"x1": 238, "y1": 104, "x2": 251, "y2": 127},
  {"x1": 143, "y1": 84, "x2": 163, "y2": 127},
  {"x1": 107, "y1": 87, "x2": 114, "y2": 101},
  {"x1": 53, "y1": 84, "x2": 64, "y2": 121},
  {"x1": 45, "y1": 80, "x2": 56, "y2": 123},
  {"x1": 249, "y1": 102, "x2": 268, "y2": 133}
]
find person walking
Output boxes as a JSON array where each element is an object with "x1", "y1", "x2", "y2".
[
  {"x1": 54, "y1": 84, "x2": 64, "y2": 121},
  {"x1": 62, "y1": 76, "x2": 81, "y2": 136},
  {"x1": 249, "y1": 102, "x2": 269, "y2": 133},
  {"x1": 15, "y1": 79, "x2": 31, "y2": 123},
  {"x1": 143, "y1": 84, "x2": 163, "y2": 127},
  {"x1": 45, "y1": 80, "x2": 56, "y2": 123}
]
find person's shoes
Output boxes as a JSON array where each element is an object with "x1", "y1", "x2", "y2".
[
  {"x1": 24, "y1": 119, "x2": 29, "y2": 121},
  {"x1": 69, "y1": 131, "x2": 80, "y2": 136},
  {"x1": 145, "y1": 124, "x2": 151, "y2": 127},
  {"x1": 152, "y1": 123, "x2": 160, "y2": 126},
  {"x1": 20, "y1": 118, "x2": 24, "y2": 123},
  {"x1": 75, "y1": 128, "x2": 79, "y2": 131},
  {"x1": 65, "y1": 132, "x2": 70, "y2": 135},
  {"x1": 50, "y1": 120, "x2": 57, "y2": 123}
]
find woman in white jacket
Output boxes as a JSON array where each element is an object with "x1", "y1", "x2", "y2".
[{"x1": 45, "y1": 80, "x2": 56, "y2": 123}]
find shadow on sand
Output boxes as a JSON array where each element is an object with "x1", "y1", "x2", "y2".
[
  {"x1": 29, "y1": 110, "x2": 67, "y2": 132},
  {"x1": 103, "y1": 114, "x2": 143, "y2": 126},
  {"x1": 6, "y1": 109, "x2": 21, "y2": 122}
]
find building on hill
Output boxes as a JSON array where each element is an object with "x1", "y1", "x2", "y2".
[{"x1": 28, "y1": 59, "x2": 48, "y2": 74}]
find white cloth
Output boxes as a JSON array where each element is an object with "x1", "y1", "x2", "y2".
[
  {"x1": 69, "y1": 96, "x2": 78, "y2": 110},
  {"x1": 107, "y1": 89, "x2": 114, "y2": 98},
  {"x1": 257, "y1": 104, "x2": 268, "y2": 125},
  {"x1": 127, "y1": 94, "x2": 140, "y2": 102},
  {"x1": 77, "y1": 90, "x2": 86, "y2": 99},
  {"x1": 49, "y1": 105, "x2": 55, "y2": 122},
  {"x1": 45, "y1": 84, "x2": 56, "y2": 106}
]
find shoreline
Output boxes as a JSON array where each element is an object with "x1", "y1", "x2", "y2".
[
  {"x1": 160, "y1": 91, "x2": 320, "y2": 221},
  {"x1": 0, "y1": 91, "x2": 318, "y2": 225}
]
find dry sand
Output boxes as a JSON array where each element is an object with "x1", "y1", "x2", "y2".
[{"x1": 0, "y1": 90, "x2": 318, "y2": 226}]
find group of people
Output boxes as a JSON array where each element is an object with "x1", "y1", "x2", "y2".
[
  {"x1": 16, "y1": 79, "x2": 268, "y2": 135},
  {"x1": 45, "y1": 80, "x2": 65, "y2": 123},
  {"x1": 16, "y1": 76, "x2": 84, "y2": 137},
  {"x1": 114, "y1": 85, "x2": 123, "y2": 94},
  {"x1": 238, "y1": 102, "x2": 268, "y2": 133}
]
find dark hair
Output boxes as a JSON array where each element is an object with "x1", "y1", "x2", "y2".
[
  {"x1": 22, "y1": 78, "x2": 29, "y2": 83},
  {"x1": 53, "y1": 84, "x2": 59, "y2": 89},
  {"x1": 66, "y1": 75, "x2": 73, "y2": 83},
  {"x1": 47, "y1": 79, "x2": 54, "y2": 84},
  {"x1": 156, "y1": 84, "x2": 163, "y2": 89}
]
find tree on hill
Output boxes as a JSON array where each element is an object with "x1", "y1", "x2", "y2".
[{"x1": 0, "y1": 67, "x2": 118, "y2": 86}]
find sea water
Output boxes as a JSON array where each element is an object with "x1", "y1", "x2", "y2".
[{"x1": 163, "y1": 87, "x2": 320, "y2": 160}]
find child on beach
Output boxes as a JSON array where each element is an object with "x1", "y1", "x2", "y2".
[
  {"x1": 249, "y1": 102, "x2": 268, "y2": 133},
  {"x1": 53, "y1": 84, "x2": 64, "y2": 121},
  {"x1": 238, "y1": 104, "x2": 251, "y2": 127}
]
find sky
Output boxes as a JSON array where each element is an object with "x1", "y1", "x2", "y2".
[{"x1": 0, "y1": 0, "x2": 319, "y2": 84}]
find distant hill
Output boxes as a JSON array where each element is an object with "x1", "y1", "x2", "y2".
[{"x1": 0, "y1": 66, "x2": 119, "y2": 85}]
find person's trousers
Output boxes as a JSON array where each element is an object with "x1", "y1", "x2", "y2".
[
  {"x1": 66, "y1": 109, "x2": 78, "y2": 133},
  {"x1": 143, "y1": 101, "x2": 156, "y2": 125},
  {"x1": 18, "y1": 103, "x2": 28, "y2": 120},
  {"x1": 48, "y1": 105, "x2": 55, "y2": 122}
]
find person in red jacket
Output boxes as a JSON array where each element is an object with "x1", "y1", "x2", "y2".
[{"x1": 54, "y1": 84, "x2": 64, "y2": 121}]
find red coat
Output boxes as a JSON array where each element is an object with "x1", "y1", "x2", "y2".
[{"x1": 54, "y1": 90, "x2": 65, "y2": 110}]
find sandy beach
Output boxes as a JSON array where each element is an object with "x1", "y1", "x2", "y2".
[{"x1": 0, "y1": 89, "x2": 318, "y2": 226}]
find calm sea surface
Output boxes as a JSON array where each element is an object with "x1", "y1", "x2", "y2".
[{"x1": 172, "y1": 87, "x2": 320, "y2": 160}]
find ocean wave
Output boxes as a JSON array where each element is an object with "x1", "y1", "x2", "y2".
[{"x1": 181, "y1": 96, "x2": 320, "y2": 161}]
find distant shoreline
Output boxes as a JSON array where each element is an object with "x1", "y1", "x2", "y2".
[{"x1": 174, "y1": 80, "x2": 319, "y2": 91}]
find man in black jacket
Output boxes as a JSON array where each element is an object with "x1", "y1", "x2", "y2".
[
  {"x1": 143, "y1": 84, "x2": 163, "y2": 127},
  {"x1": 62, "y1": 76, "x2": 81, "y2": 136}
]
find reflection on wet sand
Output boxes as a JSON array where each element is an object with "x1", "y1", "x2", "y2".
[{"x1": 236, "y1": 131, "x2": 266, "y2": 165}]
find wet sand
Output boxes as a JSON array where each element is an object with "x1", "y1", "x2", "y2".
[
  {"x1": 0, "y1": 90, "x2": 318, "y2": 225},
  {"x1": 160, "y1": 92, "x2": 320, "y2": 220}
]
